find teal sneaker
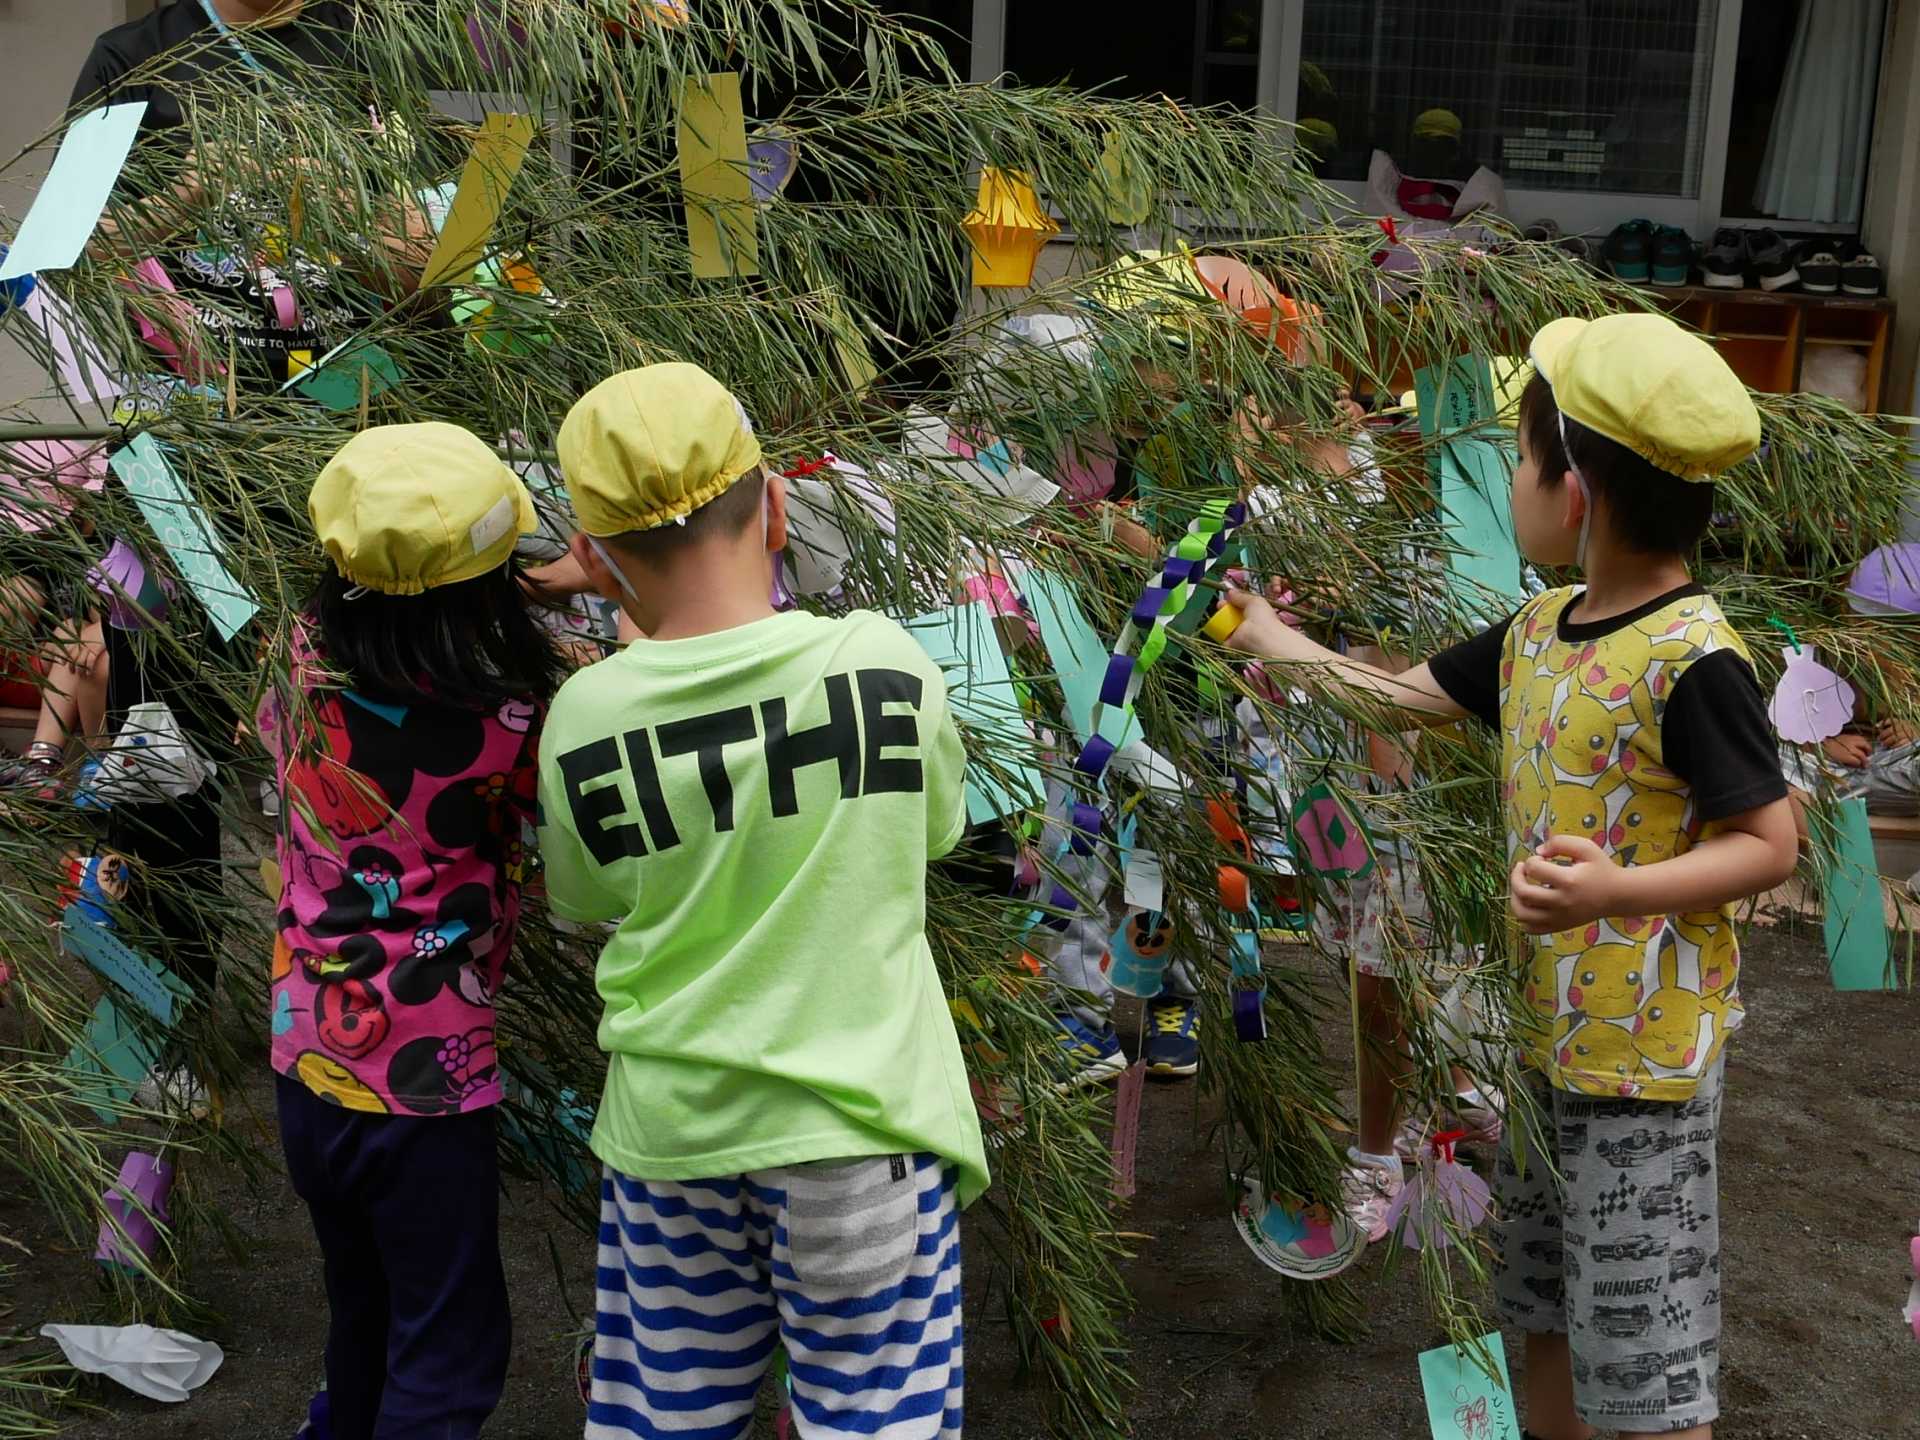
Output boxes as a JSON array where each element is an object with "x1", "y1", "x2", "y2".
[{"x1": 1143, "y1": 993, "x2": 1199, "y2": 1078}]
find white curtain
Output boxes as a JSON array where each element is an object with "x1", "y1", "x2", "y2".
[{"x1": 1755, "y1": 0, "x2": 1886, "y2": 223}]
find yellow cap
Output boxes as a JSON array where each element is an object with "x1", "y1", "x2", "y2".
[
  {"x1": 557, "y1": 362, "x2": 763, "y2": 535},
  {"x1": 1530, "y1": 314, "x2": 1761, "y2": 481},
  {"x1": 1412, "y1": 107, "x2": 1462, "y2": 141},
  {"x1": 309, "y1": 423, "x2": 536, "y2": 595}
]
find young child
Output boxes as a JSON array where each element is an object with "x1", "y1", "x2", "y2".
[
  {"x1": 263, "y1": 422, "x2": 561, "y2": 1440},
  {"x1": 1225, "y1": 313, "x2": 1795, "y2": 1440},
  {"x1": 539, "y1": 363, "x2": 987, "y2": 1440}
]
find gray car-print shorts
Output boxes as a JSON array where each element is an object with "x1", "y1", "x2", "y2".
[{"x1": 1493, "y1": 1059, "x2": 1724, "y2": 1432}]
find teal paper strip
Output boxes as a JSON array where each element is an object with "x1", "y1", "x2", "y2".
[{"x1": 109, "y1": 432, "x2": 260, "y2": 642}]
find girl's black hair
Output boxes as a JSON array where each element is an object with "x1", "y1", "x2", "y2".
[
  {"x1": 311, "y1": 562, "x2": 570, "y2": 709},
  {"x1": 1518, "y1": 370, "x2": 1715, "y2": 556}
]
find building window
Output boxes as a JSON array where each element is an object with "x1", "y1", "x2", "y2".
[
  {"x1": 1002, "y1": 0, "x2": 1264, "y2": 109},
  {"x1": 1297, "y1": 0, "x2": 1722, "y2": 197}
]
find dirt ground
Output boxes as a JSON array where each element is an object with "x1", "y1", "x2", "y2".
[{"x1": 3, "y1": 918, "x2": 1915, "y2": 1440}]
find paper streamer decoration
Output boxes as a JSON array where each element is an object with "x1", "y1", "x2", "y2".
[
  {"x1": 1821, "y1": 794, "x2": 1893, "y2": 991},
  {"x1": 747, "y1": 127, "x2": 799, "y2": 203},
  {"x1": 109, "y1": 432, "x2": 260, "y2": 642},
  {"x1": 1021, "y1": 570, "x2": 1143, "y2": 752},
  {"x1": 1110, "y1": 1061, "x2": 1146, "y2": 1201},
  {"x1": 87, "y1": 538, "x2": 174, "y2": 630},
  {"x1": 678, "y1": 73, "x2": 758, "y2": 279},
  {"x1": 63, "y1": 905, "x2": 194, "y2": 1027},
  {"x1": 1846, "y1": 542, "x2": 1920, "y2": 616},
  {"x1": 419, "y1": 112, "x2": 537, "y2": 290},
  {"x1": 287, "y1": 336, "x2": 404, "y2": 412},
  {"x1": 20, "y1": 282, "x2": 125, "y2": 407},
  {"x1": 780, "y1": 455, "x2": 895, "y2": 596},
  {"x1": 1417, "y1": 1333, "x2": 1521, "y2": 1440},
  {"x1": 1233, "y1": 1177, "x2": 1365, "y2": 1281},
  {"x1": 1098, "y1": 131, "x2": 1151, "y2": 226},
  {"x1": 96, "y1": 1151, "x2": 174, "y2": 1271},
  {"x1": 905, "y1": 602, "x2": 1045, "y2": 823},
  {"x1": 122, "y1": 258, "x2": 222, "y2": 382},
  {"x1": 1768, "y1": 644, "x2": 1857, "y2": 744},
  {"x1": 900, "y1": 409, "x2": 1059, "y2": 519},
  {"x1": 64, "y1": 995, "x2": 158, "y2": 1124},
  {"x1": 1382, "y1": 1131, "x2": 1492, "y2": 1250},
  {"x1": 0, "y1": 439, "x2": 107, "y2": 534},
  {"x1": 0, "y1": 102, "x2": 147, "y2": 280},
  {"x1": 1416, "y1": 355, "x2": 1523, "y2": 616},
  {"x1": 962, "y1": 168, "x2": 1058, "y2": 288}
]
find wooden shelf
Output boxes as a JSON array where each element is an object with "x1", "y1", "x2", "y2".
[{"x1": 1639, "y1": 286, "x2": 1895, "y2": 412}]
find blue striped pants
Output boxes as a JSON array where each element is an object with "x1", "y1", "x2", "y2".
[{"x1": 587, "y1": 1154, "x2": 963, "y2": 1439}]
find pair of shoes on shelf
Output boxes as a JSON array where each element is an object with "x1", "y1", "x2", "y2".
[
  {"x1": 1604, "y1": 219, "x2": 1693, "y2": 286},
  {"x1": 1701, "y1": 226, "x2": 1800, "y2": 291},
  {"x1": 1521, "y1": 218, "x2": 1592, "y2": 264},
  {"x1": 1051, "y1": 991, "x2": 1200, "y2": 1091},
  {"x1": 1796, "y1": 237, "x2": 1884, "y2": 296}
]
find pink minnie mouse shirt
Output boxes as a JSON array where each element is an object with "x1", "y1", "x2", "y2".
[{"x1": 261, "y1": 636, "x2": 542, "y2": 1116}]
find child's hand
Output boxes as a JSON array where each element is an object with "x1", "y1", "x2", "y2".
[
  {"x1": 1509, "y1": 835, "x2": 1622, "y2": 935},
  {"x1": 1221, "y1": 585, "x2": 1300, "y2": 658},
  {"x1": 1823, "y1": 733, "x2": 1873, "y2": 768}
]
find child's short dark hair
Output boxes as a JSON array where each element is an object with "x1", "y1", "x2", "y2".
[
  {"x1": 313, "y1": 563, "x2": 569, "y2": 709},
  {"x1": 603, "y1": 467, "x2": 767, "y2": 566},
  {"x1": 1517, "y1": 371, "x2": 1715, "y2": 555}
]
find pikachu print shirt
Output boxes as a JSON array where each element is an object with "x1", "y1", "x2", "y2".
[{"x1": 1429, "y1": 583, "x2": 1785, "y2": 1101}]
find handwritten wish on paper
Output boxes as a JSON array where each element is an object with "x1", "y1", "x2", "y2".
[{"x1": 1417, "y1": 1333, "x2": 1521, "y2": 1440}]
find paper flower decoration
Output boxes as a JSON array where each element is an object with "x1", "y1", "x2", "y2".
[
  {"x1": 1381, "y1": 1130, "x2": 1492, "y2": 1249},
  {"x1": 1098, "y1": 132, "x2": 1151, "y2": 226},
  {"x1": 1768, "y1": 644, "x2": 1857, "y2": 745},
  {"x1": 747, "y1": 127, "x2": 799, "y2": 203},
  {"x1": 1847, "y1": 542, "x2": 1920, "y2": 616},
  {"x1": 963, "y1": 168, "x2": 1059, "y2": 288}
]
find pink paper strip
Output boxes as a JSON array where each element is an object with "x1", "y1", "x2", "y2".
[
  {"x1": 122, "y1": 258, "x2": 222, "y2": 382},
  {"x1": 1110, "y1": 1060, "x2": 1146, "y2": 1200},
  {"x1": 22, "y1": 283, "x2": 124, "y2": 406}
]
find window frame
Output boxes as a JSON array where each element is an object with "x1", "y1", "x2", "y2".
[{"x1": 969, "y1": 0, "x2": 1870, "y2": 239}]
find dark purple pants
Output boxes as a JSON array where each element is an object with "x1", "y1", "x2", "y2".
[{"x1": 276, "y1": 1075, "x2": 510, "y2": 1440}]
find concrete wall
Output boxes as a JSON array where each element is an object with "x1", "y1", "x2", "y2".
[
  {"x1": 1864, "y1": 0, "x2": 1920, "y2": 413},
  {"x1": 0, "y1": 1, "x2": 151, "y2": 417}
]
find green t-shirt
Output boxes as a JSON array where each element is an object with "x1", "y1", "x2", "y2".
[{"x1": 536, "y1": 609, "x2": 988, "y2": 1206}]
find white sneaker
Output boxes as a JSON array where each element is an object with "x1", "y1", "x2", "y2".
[
  {"x1": 133, "y1": 1066, "x2": 210, "y2": 1120},
  {"x1": 1450, "y1": 1085, "x2": 1506, "y2": 1147},
  {"x1": 1342, "y1": 1149, "x2": 1404, "y2": 1243},
  {"x1": 259, "y1": 780, "x2": 281, "y2": 819}
]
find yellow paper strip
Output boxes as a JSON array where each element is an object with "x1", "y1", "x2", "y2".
[
  {"x1": 677, "y1": 73, "x2": 758, "y2": 279},
  {"x1": 419, "y1": 112, "x2": 537, "y2": 290}
]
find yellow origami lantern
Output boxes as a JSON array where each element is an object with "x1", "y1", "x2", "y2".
[{"x1": 963, "y1": 168, "x2": 1059, "y2": 288}]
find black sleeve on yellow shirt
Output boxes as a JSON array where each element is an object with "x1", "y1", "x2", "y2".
[
  {"x1": 1660, "y1": 649, "x2": 1789, "y2": 822},
  {"x1": 1426, "y1": 614, "x2": 1515, "y2": 730}
]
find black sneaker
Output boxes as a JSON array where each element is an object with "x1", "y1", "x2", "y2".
[
  {"x1": 1601, "y1": 219, "x2": 1653, "y2": 282},
  {"x1": 1649, "y1": 225, "x2": 1692, "y2": 287},
  {"x1": 1840, "y1": 240, "x2": 1885, "y2": 296},
  {"x1": 1700, "y1": 228, "x2": 1746, "y2": 289},
  {"x1": 1796, "y1": 241, "x2": 1841, "y2": 294},
  {"x1": 1747, "y1": 227, "x2": 1798, "y2": 292}
]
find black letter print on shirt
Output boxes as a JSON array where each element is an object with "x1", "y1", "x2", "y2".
[
  {"x1": 656, "y1": 706, "x2": 758, "y2": 832},
  {"x1": 558, "y1": 735, "x2": 645, "y2": 864},
  {"x1": 761, "y1": 672, "x2": 861, "y2": 817},
  {"x1": 857, "y1": 669, "x2": 925, "y2": 796}
]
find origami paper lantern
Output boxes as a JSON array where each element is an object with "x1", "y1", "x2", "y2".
[
  {"x1": 963, "y1": 168, "x2": 1058, "y2": 288},
  {"x1": 1847, "y1": 542, "x2": 1920, "y2": 616},
  {"x1": 1098, "y1": 132, "x2": 1151, "y2": 226},
  {"x1": 1189, "y1": 252, "x2": 1319, "y2": 361},
  {"x1": 1768, "y1": 645, "x2": 1857, "y2": 745}
]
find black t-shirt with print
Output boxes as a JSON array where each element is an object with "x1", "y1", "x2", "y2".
[
  {"x1": 1428, "y1": 581, "x2": 1787, "y2": 823},
  {"x1": 68, "y1": 2, "x2": 365, "y2": 385}
]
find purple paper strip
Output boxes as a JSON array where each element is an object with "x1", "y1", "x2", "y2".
[
  {"x1": 1098, "y1": 654, "x2": 1134, "y2": 707},
  {"x1": 1074, "y1": 734, "x2": 1117, "y2": 779},
  {"x1": 95, "y1": 1150, "x2": 174, "y2": 1269},
  {"x1": 1131, "y1": 587, "x2": 1168, "y2": 625},
  {"x1": 1232, "y1": 987, "x2": 1267, "y2": 1043}
]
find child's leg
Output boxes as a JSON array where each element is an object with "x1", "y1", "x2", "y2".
[
  {"x1": 1491, "y1": 1074, "x2": 1588, "y2": 1440},
  {"x1": 589, "y1": 1170, "x2": 778, "y2": 1440},
  {"x1": 1558, "y1": 1061, "x2": 1724, "y2": 1440},
  {"x1": 276, "y1": 1074, "x2": 394, "y2": 1438},
  {"x1": 1353, "y1": 971, "x2": 1410, "y2": 1156},
  {"x1": 34, "y1": 618, "x2": 107, "y2": 750},
  {"x1": 767, "y1": 1154, "x2": 962, "y2": 1439}
]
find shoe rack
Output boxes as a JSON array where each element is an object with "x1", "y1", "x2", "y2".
[{"x1": 1638, "y1": 285, "x2": 1896, "y2": 412}]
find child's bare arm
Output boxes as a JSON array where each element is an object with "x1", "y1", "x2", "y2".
[
  {"x1": 1223, "y1": 586, "x2": 1467, "y2": 725},
  {"x1": 1508, "y1": 798, "x2": 1798, "y2": 935}
]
